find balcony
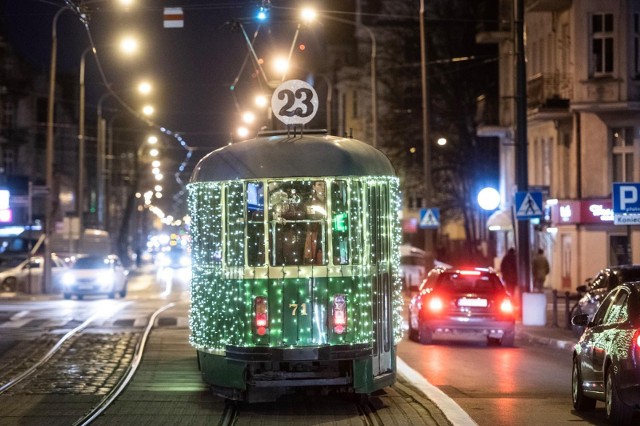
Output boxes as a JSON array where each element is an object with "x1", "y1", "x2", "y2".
[
  {"x1": 527, "y1": 73, "x2": 572, "y2": 110},
  {"x1": 525, "y1": 0, "x2": 571, "y2": 12}
]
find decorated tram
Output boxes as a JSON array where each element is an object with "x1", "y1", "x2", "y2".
[{"x1": 186, "y1": 81, "x2": 402, "y2": 402}]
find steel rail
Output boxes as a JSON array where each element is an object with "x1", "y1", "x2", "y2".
[
  {"x1": 73, "y1": 302, "x2": 176, "y2": 425},
  {"x1": 0, "y1": 312, "x2": 102, "y2": 395}
]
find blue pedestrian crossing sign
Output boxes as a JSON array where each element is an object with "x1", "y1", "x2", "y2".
[
  {"x1": 419, "y1": 208, "x2": 440, "y2": 229},
  {"x1": 515, "y1": 191, "x2": 543, "y2": 220}
]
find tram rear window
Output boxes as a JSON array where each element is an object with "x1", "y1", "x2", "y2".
[
  {"x1": 332, "y1": 181, "x2": 349, "y2": 265},
  {"x1": 246, "y1": 182, "x2": 265, "y2": 266},
  {"x1": 268, "y1": 180, "x2": 327, "y2": 266}
]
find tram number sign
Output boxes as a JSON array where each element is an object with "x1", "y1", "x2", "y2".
[{"x1": 271, "y1": 80, "x2": 319, "y2": 126}]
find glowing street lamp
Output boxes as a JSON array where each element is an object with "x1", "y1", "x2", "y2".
[
  {"x1": 119, "y1": 35, "x2": 139, "y2": 55},
  {"x1": 242, "y1": 111, "x2": 256, "y2": 124},
  {"x1": 478, "y1": 187, "x2": 501, "y2": 211},
  {"x1": 142, "y1": 105, "x2": 155, "y2": 116},
  {"x1": 138, "y1": 81, "x2": 152, "y2": 95}
]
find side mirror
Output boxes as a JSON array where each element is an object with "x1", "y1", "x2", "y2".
[{"x1": 571, "y1": 313, "x2": 590, "y2": 327}]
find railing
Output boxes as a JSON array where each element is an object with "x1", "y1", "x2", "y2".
[
  {"x1": 527, "y1": 73, "x2": 572, "y2": 109},
  {"x1": 550, "y1": 289, "x2": 584, "y2": 329}
]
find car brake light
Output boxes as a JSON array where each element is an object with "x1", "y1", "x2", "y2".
[
  {"x1": 254, "y1": 296, "x2": 268, "y2": 336},
  {"x1": 500, "y1": 298, "x2": 514, "y2": 314},
  {"x1": 460, "y1": 270, "x2": 481, "y2": 276},
  {"x1": 333, "y1": 294, "x2": 347, "y2": 334},
  {"x1": 428, "y1": 296, "x2": 444, "y2": 312}
]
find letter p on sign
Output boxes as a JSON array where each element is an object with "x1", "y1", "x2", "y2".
[{"x1": 621, "y1": 186, "x2": 638, "y2": 209}]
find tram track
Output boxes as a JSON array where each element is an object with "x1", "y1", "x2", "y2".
[
  {"x1": 73, "y1": 302, "x2": 175, "y2": 425},
  {"x1": 0, "y1": 312, "x2": 102, "y2": 395}
]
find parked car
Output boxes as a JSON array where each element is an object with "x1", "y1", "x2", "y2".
[
  {"x1": 571, "y1": 281, "x2": 640, "y2": 425},
  {"x1": 61, "y1": 254, "x2": 128, "y2": 300},
  {"x1": 0, "y1": 254, "x2": 67, "y2": 292},
  {"x1": 573, "y1": 265, "x2": 640, "y2": 335},
  {"x1": 408, "y1": 266, "x2": 516, "y2": 346}
]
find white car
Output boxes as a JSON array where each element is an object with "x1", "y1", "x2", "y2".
[
  {"x1": 0, "y1": 255, "x2": 67, "y2": 293},
  {"x1": 61, "y1": 254, "x2": 128, "y2": 300}
]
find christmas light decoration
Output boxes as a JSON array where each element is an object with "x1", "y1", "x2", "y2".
[{"x1": 187, "y1": 176, "x2": 402, "y2": 352}]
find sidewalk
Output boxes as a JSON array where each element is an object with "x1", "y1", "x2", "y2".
[{"x1": 515, "y1": 289, "x2": 580, "y2": 352}]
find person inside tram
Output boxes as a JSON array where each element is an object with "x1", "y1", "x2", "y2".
[{"x1": 304, "y1": 181, "x2": 327, "y2": 265}]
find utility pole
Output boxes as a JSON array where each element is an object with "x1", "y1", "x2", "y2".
[
  {"x1": 420, "y1": 0, "x2": 434, "y2": 264},
  {"x1": 515, "y1": 0, "x2": 531, "y2": 294}
]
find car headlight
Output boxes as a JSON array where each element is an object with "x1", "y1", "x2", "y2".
[{"x1": 62, "y1": 273, "x2": 75, "y2": 286}]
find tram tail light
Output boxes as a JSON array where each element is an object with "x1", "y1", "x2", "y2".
[
  {"x1": 333, "y1": 294, "x2": 347, "y2": 334},
  {"x1": 254, "y1": 296, "x2": 268, "y2": 336}
]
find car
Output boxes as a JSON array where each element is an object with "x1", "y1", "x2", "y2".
[
  {"x1": 61, "y1": 254, "x2": 128, "y2": 300},
  {"x1": 571, "y1": 281, "x2": 640, "y2": 425},
  {"x1": 0, "y1": 254, "x2": 67, "y2": 292},
  {"x1": 408, "y1": 266, "x2": 516, "y2": 346},
  {"x1": 156, "y1": 247, "x2": 190, "y2": 269},
  {"x1": 572, "y1": 265, "x2": 640, "y2": 335}
]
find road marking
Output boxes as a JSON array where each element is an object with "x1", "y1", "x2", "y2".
[
  {"x1": 397, "y1": 357, "x2": 478, "y2": 426},
  {"x1": 11, "y1": 310, "x2": 30, "y2": 320},
  {"x1": 0, "y1": 318, "x2": 31, "y2": 328}
]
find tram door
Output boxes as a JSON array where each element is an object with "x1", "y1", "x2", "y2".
[{"x1": 369, "y1": 185, "x2": 393, "y2": 376}]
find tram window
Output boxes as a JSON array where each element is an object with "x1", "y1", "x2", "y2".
[
  {"x1": 226, "y1": 183, "x2": 244, "y2": 267},
  {"x1": 331, "y1": 180, "x2": 349, "y2": 265},
  {"x1": 350, "y1": 181, "x2": 364, "y2": 265},
  {"x1": 246, "y1": 182, "x2": 265, "y2": 266},
  {"x1": 268, "y1": 181, "x2": 327, "y2": 266}
]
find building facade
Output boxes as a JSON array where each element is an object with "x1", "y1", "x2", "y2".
[{"x1": 479, "y1": 0, "x2": 640, "y2": 291}]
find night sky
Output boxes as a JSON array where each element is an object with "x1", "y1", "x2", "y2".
[{"x1": 1, "y1": 0, "x2": 322, "y2": 216}]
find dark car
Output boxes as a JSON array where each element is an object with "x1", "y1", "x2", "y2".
[
  {"x1": 571, "y1": 281, "x2": 640, "y2": 425},
  {"x1": 573, "y1": 265, "x2": 640, "y2": 335},
  {"x1": 408, "y1": 267, "x2": 516, "y2": 346}
]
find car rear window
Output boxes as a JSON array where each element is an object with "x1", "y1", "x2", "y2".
[{"x1": 437, "y1": 272, "x2": 503, "y2": 293}]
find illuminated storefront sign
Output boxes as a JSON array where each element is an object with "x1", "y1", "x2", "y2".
[
  {"x1": 0, "y1": 190, "x2": 11, "y2": 223},
  {"x1": 549, "y1": 199, "x2": 614, "y2": 225}
]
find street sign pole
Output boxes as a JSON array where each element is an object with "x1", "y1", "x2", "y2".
[{"x1": 515, "y1": 0, "x2": 531, "y2": 296}]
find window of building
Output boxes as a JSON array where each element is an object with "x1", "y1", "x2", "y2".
[
  {"x1": 352, "y1": 90, "x2": 359, "y2": 118},
  {"x1": 591, "y1": 13, "x2": 614, "y2": 76},
  {"x1": 611, "y1": 127, "x2": 634, "y2": 182}
]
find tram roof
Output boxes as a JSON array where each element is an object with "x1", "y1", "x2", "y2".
[{"x1": 190, "y1": 131, "x2": 396, "y2": 182}]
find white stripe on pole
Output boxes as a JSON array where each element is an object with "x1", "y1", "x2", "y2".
[{"x1": 164, "y1": 7, "x2": 184, "y2": 28}]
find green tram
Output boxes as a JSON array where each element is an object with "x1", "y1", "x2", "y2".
[{"x1": 187, "y1": 130, "x2": 403, "y2": 402}]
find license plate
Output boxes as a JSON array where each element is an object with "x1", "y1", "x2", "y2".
[
  {"x1": 78, "y1": 284, "x2": 94, "y2": 290},
  {"x1": 458, "y1": 297, "x2": 488, "y2": 307}
]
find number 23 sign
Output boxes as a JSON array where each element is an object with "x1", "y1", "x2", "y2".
[{"x1": 271, "y1": 80, "x2": 319, "y2": 126}]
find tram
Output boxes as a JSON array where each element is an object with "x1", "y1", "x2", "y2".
[{"x1": 187, "y1": 82, "x2": 402, "y2": 402}]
